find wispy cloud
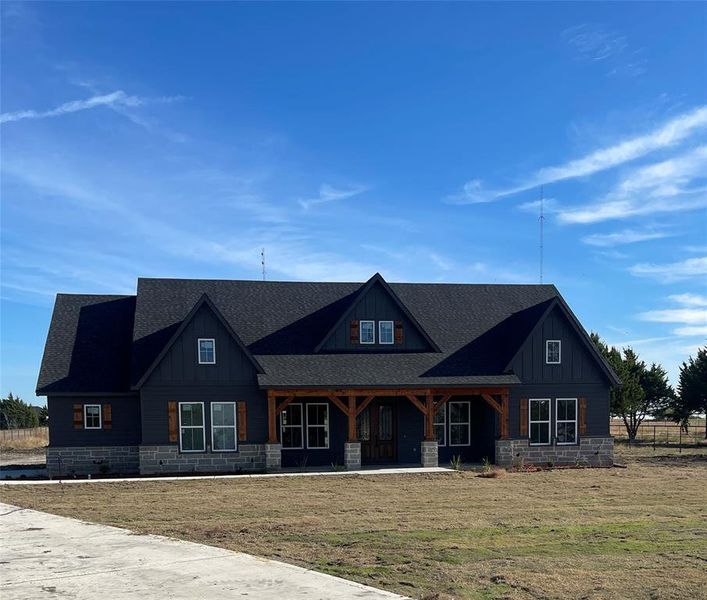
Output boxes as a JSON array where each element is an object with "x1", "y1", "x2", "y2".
[
  {"x1": 629, "y1": 256, "x2": 707, "y2": 282},
  {"x1": 582, "y1": 228, "x2": 672, "y2": 247},
  {"x1": 669, "y1": 293, "x2": 707, "y2": 307},
  {"x1": 639, "y1": 307, "x2": 707, "y2": 325},
  {"x1": 558, "y1": 145, "x2": 707, "y2": 224},
  {"x1": 447, "y1": 105, "x2": 707, "y2": 204},
  {"x1": 0, "y1": 90, "x2": 181, "y2": 124},
  {"x1": 298, "y1": 183, "x2": 368, "y2": 210},
  {"x1": 562, "y1": 23, "x2": 647, "y2": 77}
]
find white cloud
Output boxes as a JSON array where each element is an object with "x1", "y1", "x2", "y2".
[
  {"x1": 0, "y1": 90, "x2": 182, "y2": 125},
  {"x1": 639, "y1": 307, "x2": 707, "y2": 325},
  {"x1": 558, "y1": 145, "x2": 707, "y2": 224},
  {"x1": 562, "y1": 24, "x2": 647, "y2": 78},
  {"x1": 669, "y1": 293, "x2": 707, "y2": 307},
  {"x1": 673, "y1": 326, "x2": 707, "y2": 336},
  {"x1": 298, "y1": 183, "x2": 368, "y2": 210},
  {"x1": 629, "y1": 256, "x2": 707, "y2": 282},
  {"x1": 582, "y1": 228, "x2": 672, "y2": 247},
  {"x1": 447, "y1": 105, "x2": 707, "y2": 204}
]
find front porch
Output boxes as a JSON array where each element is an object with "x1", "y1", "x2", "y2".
[{"x1": 265, "y1": 387, "x2": 510, "y2": 471}]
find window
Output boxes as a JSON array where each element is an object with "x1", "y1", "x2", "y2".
[
  {"x1": 356, "y1": 408, "x2": 370, "y2": 441},
  {"x1": 529, "y1": 399, "x2": 551, "y2": 445},
  {"x1": 378, "y1": 405, "x2": 393, "y2": 441},
  {"x1": 449, "y1": 401, "x2": 470, "y2": 446},
  {"x1": 546, "y1": 340, "x2": 561, "y2": 364},
  {"x1": 556, "y1": 398, "x2": 577, "y2": 445},
  {"x1": 211, "y1": 402, "x2": 237, "y2": 452},
  {"x1": 198, "y1": 338, "x2": 216, "y2": 364},
  {"x1": 434, "y1": 404, "x2": 446, "y2": 446},
  {"x1": 280, "y1": 403, "x2": 303, "y2": 449},
  {"x1": 360, "y1": 320, "x2": 375, "y2": 344},
  {"x1": 306, "y1": 403, "x2": 329, "y2": 449},
  {"x1": 179, "y1": 402, "x2": 205, "y2": 452},
  {"x1": 84, "y1": 404, "x2": 101, "y2": 429},
  {"x1": 379, "y1": 321, "x2": 394, "y2": 344}
]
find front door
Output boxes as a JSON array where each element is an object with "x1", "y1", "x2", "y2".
[{"x1": 357, "y1": 399, "x2": 397, "y2": 464}]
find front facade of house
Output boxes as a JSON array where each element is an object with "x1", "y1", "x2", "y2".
[{"x1": 37, "y1": 274, "x2": 618, "y2": 477}]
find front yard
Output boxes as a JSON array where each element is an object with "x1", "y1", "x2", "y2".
[{"x1": 2, "y1": 445, "x2": 706, "y2": 600}]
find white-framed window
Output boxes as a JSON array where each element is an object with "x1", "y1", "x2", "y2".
[
  {"x1": 434, "y1": 403, "x2": 446, "y2": 446},
  {"x1": 546, "y1": 340, "x2": 561, "y2": 364},
  {"x1": 379, "y1": 320, "x2": 394, "y2": 345},
  {"x1": 360, "y1": 320, "x2": 375, "y2": 344},
  {"x1": 449, "y1": 401, "x2": 470, "y2": 446},
  {"x1": 556, "y1": 398, "x2": 577, "y2": 445},
  {"x1": 211, "y1": 402, "x2": 237, "y2": 452},
  {"x1": 306, "y1": 403, "x2": 329, "y2": 449},
  {"x1": 198, "y1": 338, "x2": 216, "y2": 364},
  {"x1": 179, "y1": 402, "x2": 205, "y2": 452},
  {"x1": 529, "y1": 398, "x2": 551, "y2": 445},
  {"x1": 280, "y1": 403, "x2": 303, "y2": 449},
  {"x1": 84, "y1": 404, "x2": 101, "y2": 429}
]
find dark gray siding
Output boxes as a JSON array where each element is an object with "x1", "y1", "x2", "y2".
[
  {"x1": 511, "y1": 305, "x2": 606, "y2": 384},
  {"x1": 320, "y1": 281, "x2": 430, "y2": 352},
  {"x1": 508, "y1": 383, "x2": 610, "y2": 439},
  {"x1": 48, "y1": 395, "x2": 141, "y2": 447},
  {"x1": 141, "y1": 301, "x2": 266, "y2": 446},
  {"x1": 437, "y1": 396, "x2": 497, "y2": 465}
]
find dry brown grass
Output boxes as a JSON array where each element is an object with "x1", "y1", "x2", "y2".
[
  {"x1": 0, "y1": 434, "x2": 48, "y2": 451},
  {"x1": 2, "y1": 446, "x2": 706, "y2": 600}
]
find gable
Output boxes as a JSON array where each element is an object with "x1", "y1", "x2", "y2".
[
  {"x1": 509, "y1": 304, "x2": 608, "y2": 384},
  {"x1": 317, "y1": 277, "x2": 437, "y2": 352},
  {"x1": 141, "y1": 302, "x2": 259, "y2": 387}
]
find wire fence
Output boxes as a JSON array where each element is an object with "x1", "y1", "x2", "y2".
[
  {"x1": 611, "y1": 420, "x2": 706, "y2": 451},
  {"x1": 0, "y1": 426, "x2": 48, "y2": 441}
]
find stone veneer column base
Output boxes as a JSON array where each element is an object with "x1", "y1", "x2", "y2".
[
  {"x1": 344, "y1": 442, "x2": 361, "y2": 470},
  {"x1": 495, "y1": 437, "x2": 614, "y2": 468},
  {"x1": 265, "y1": 443, "x2": 282, "y2": 472},
  {"x1": 46, "y1": 446, "x2": 139, "y2": 478},
  {"x1": 420, "y1": 440, "x2": 439, "y2": 467},
  {"x1": 139, "y1": 444, "x2": 266, "y2": 475}
]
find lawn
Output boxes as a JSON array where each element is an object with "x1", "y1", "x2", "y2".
[{"x1": 2, "y1": 445, "x2": 706, "y2": 600}]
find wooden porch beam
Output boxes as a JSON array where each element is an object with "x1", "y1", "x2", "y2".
[
  {"x1": 355, "y1": 395, "x2": 375, "y2": 417},
  {"x1": 327, "y1": 394, "x2": 351, "y2": 417},
  {"x1": 481, "y1": 394, "x2": 503, "y2": 415},
  {"x1": 274, "y1": 396, "x2": 293, "y2": 416},
  {"x1": 434, "y1": 394, "x2": 451, "y2": 413},
  {"x1": 424, "y1": 393, "x2": 435, "y2": 441},
  {"x1": 264, "y1": 387, "x2": 510, "y2": 398},
  {"x1": 347, "y1": 395, "x2": 357, "y2": 442},
  {"x1": 405, "y1": 394, "x2": 428, "y2": 415},
  {"x1": 501, "y1": 392, "x2": 510, "y2": 439},
  {"x1": 267, "y1": 391, "x2": 278, "y2": 444}
]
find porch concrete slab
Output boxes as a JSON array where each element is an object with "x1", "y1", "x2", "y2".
[
  {"x1": 0, "y1": 503, "x2": 407, "y2": 600},
  {"x1": 0, "y1": 465, "x2": 451, "y2": 485}
]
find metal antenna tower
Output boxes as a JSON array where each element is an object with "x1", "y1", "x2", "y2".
[{"x1": 261, "y1": 247, "x2": 266, "y2": 281}]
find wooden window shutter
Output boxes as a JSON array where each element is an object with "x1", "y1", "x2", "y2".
[
  {"x1": 73, "y1": 404, "x2": 83, "y2": 429},
  {"x1": 102, "y1": 404, "x2": 112, "y2": 429},
  {"x1": 394, "y1": 320, "x2": 403, "y2": 344},
  {"x1": 237, "y1": 401, "x2": 247, "y2": 442},
  {"x1": 579, "y1": 397, "x2": 587, "y2": 436},
  {"x1": 519, "y1": 398, "x2": 528, "y2": 437},
  {"x1": 168, "y1": 401, "x2": 178, "y2": 443},
  {"x1": 350, "y1": 320, "x2": 359, "y2": 344}
]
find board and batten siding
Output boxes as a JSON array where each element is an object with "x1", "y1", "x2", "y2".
[
  {"x1": 47, "y1": 395, "x2": 141, "y2": 447},
  {"x1": 140, "y1": 302, "x2": 266, "y2": 447},
  {"x1": 319, "y1": 281, "x2": 430, "y2": 352}
]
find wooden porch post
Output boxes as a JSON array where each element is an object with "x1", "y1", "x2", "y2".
[
  {"x1": 501, "y1": 391, "x2": 510, "y2": 439},
  {"x1": 347, "y1": 395, "x2": 357, "y2": 442},
  {"x1": 267, "y1": 391, "x2": 278, "y2": 444},
  {"x1": 424, "y1": 393, "x2": 435, "y2": 441}
]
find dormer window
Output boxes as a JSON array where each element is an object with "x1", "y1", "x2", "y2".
[
  {"x1": 198, "y1": 338, "x2": 216, "y2": 364},
  {"x1": 546, "y1": 340, "x2": 561, "y2": 364},
  {"x1": 360, "y1": 320, "x2": 375, "y2": 344},
  {"x1": 379, "y1": 321, "x2": 394, "y2": 344}
]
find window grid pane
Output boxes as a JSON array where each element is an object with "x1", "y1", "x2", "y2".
[
  {"x1": 379, "y1": 321, "x2": 394, "y2": 344},
  {"x1": 556, "y1": 399, "x2": 577, "y2": 444},
  {"x1": 529, "y1": 399, "x2": 550, "y2": 445},
  {"x1": 281, "y1": 404, "x2": 304, "y2": 448},
  {"x1": 449, "y1": 402, "x2": 470, "y2": 446},
  {"x1": 360, "y1": 321, "x2": 375, "y2": 343}
]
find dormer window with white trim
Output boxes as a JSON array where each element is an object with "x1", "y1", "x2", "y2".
[
  {"x1": 546, "y1": 340, "x2": 561, "y2": 364},
  {"x1": 360, "y1": 320, "x2": 375, "y2": 344},
  {"x1": 198, "y1": 338, "x2": 216, "y2": 364},
  {"x1": 379, "y1": 321, "x2": 394, "y2": 344}
]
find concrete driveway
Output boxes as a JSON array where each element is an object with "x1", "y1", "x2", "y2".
[{"x1": 0, "y1": 503, "x2": 406, "y2": 599}]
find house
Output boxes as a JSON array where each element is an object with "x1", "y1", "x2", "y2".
[{"x1": 36, "y1": 273, "x2": 618, "y2": 477}]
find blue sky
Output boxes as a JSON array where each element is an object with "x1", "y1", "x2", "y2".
[{"x1": 1, "y1": 2, "x2": 706, "y2": 405}]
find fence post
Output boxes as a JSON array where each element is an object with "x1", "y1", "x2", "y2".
[
  {"x1": 653, "y1": 425, "x2": 656, "y2": 451},
  {"x1": 679, "y1": 427, "x2": 682, "y2": 453}
]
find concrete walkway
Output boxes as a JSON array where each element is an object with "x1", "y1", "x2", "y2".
[
  {"x1": 0, "y1": 465, "x2": 450, "y2": 485},
  {"x1": 0, "y1": 503, "x2": 406, "y2": 599}
]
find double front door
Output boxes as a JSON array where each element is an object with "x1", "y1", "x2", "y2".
[{"x1": 357, "y1": 399, "x2": 397, "y2": 464}]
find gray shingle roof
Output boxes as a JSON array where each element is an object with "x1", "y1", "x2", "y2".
[
  {"x1": 36, "y1": 294, "x2": 136, "y2": 394},
  {"x1": 130, "y1": 278, "x2": 561, "y2": 388}
]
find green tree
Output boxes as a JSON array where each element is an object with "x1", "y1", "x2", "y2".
[
  {"x1": 591, "y1": 334, "x2": 672, "y2": 440},
  {"x1": 0, "y1": 393, "x2": 40, "y2": 429},
  {"x1": 676, "y1": 348, "x2": 707, "y2": 438},
  {"x1": 38, "y1": 405, "x2": 49, "y2": 426}
]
